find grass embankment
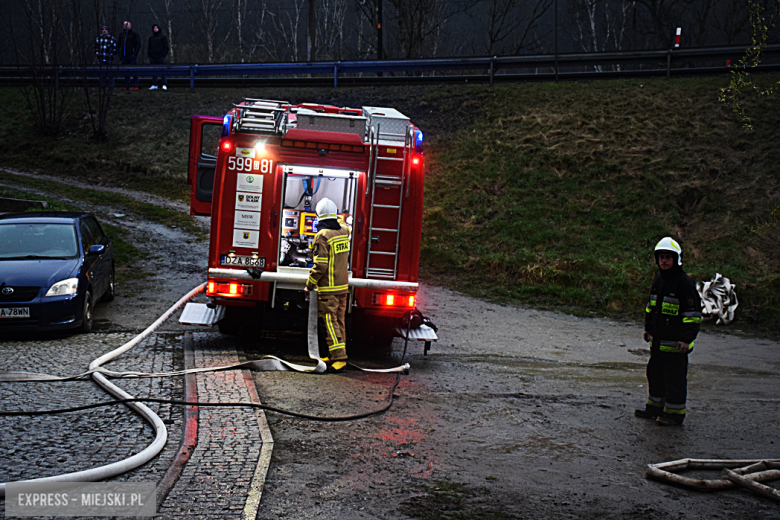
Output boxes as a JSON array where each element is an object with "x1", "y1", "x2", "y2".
[
  {"x1": 0, "y1": 78, "x2": 777, "y2": 331},
  {"x1": 422, "y1": 77, "x2": 780, "y2": 332}
]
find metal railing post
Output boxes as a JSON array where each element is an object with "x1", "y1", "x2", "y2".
[
  {"x1": 667, "y1": 51, "x2": 671, "y2": 79},
  {"x1": 190, "y1": 65, "x2": 195, "y2": 89},
  {"x1": 334, "y1": 63, "x2": 338, "y2": 88},
  {"x1": 489, "y1": 57, "x2": 494, "y2": 86}
]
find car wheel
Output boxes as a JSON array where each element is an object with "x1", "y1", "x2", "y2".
[
  {"x1": 81, "y1": 291, "x2": 94, "y2": 333},
  {"x1": 102, "y1": 265, "x2": 115, "y2": 302}
]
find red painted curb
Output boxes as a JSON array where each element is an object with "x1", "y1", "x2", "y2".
[{"x1": 156, "y1": 331, "x2": 199, "y2": 509}]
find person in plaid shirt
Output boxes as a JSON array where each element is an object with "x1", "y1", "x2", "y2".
[{"x1": 94, "y1": 26, "x2": 116, "y2": 88}]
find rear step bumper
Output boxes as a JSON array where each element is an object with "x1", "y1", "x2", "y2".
[{"x1": 208, "y1": 268, "x2": 418, "y2": 292}]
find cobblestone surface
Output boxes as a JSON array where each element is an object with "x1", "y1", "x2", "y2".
[
  {"x1": 0, "y1": 332, "x2": 184, "y2": 488},
  {"x1": 158, "y1": 332, "x2": 268, "y2": 519}
]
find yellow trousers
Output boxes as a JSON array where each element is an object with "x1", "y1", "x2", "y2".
[{"x1": 318, "y1": 292, "x2": 348, "y2": 361}]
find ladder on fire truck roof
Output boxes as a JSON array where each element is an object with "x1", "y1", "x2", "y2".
[
  {"x1": 232, "y1": 98, "x2": 288, "y2": 135},
  {"x1": 365, "y1": 124, "x2": 414, "y2": 280}
]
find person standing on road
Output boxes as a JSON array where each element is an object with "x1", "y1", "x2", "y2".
[
  {"x1": 304, "y1": 198, "x2": 350, "y2": 372},
  {"x1": 147, "y1": 24, "x2": 169, "y2": 90},
  {"x1": 635, "y1": 237, "x2": 702, "y2": 426},
  {"x1": 94, "y1": 26, "x2": 117, "y2": 88},
  {"x1": 118, "y1": 20, "x2": 141, "y2": 90}
]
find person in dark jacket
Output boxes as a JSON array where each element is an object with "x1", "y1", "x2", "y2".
[
  {"x1": 635, "y1": 237, "x2": 702, "y2": 426},
  {"x1": 147, "y1": 24, "x2": 169, "y2": 90},
  {"x1": 118, "y1": 20, "x2": 141, "y2": 89},
  {"x1": 94, "y1": 26, "x2": 117, "y2": 88}
]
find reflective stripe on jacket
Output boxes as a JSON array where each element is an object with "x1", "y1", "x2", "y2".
[
  {"x1": 306, "y1": 221, "x2": 350, "y2": 294},
  {"x1": 645, "y1": 268, "x2": 701, "y2": 351}
]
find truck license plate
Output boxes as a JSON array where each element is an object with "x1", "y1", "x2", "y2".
[
  {"x1": 221, "y1": 255, "x2": 266, "y2": 268},
  {"x1": 0, "y1": 307, "x2": 30, "y2": 319}
]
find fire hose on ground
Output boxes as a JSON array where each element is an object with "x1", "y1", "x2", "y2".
[
  {"x1": 0, "y1": 283, "x2": 413, "y2": 498},
  {"x1": 646, "y1": 458, "x2": 780, "y2": 502}
]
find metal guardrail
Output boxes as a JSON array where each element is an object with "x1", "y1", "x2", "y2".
[{"x1": 1, "y1": 45, "x2": 778, "y2": 89}]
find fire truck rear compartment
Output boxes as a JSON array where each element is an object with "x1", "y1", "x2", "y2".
[{"x1": 192, "y1": 100, "x2": 433, "y2": 348}]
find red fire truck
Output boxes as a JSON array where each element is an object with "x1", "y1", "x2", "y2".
[{"x1": 187, "y1": 98, "x2": 435, "y2": 350}]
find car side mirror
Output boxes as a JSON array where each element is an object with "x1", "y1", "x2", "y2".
[{"x1": 88, "y1": 244, "x2": 106, "y2": 256}]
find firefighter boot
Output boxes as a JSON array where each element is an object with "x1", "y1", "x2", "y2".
[
  {"x1": 326, "y1": 361, "x2": 347, "y2": 373},
  {"x1": 634, "y1": 404, "x2": 663, "y2": 419},
  {"x1": 656, "y1": 412, "x2": 685, "y2": 426}
]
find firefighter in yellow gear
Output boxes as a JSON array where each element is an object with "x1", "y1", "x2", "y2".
[{"x1": 304, "y1": 198, "x2": 350, "y2": 370}]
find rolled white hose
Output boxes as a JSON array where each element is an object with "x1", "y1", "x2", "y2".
[
  {"x1": 697, "y1": 273, "x2": 738, "y2": 325},
  {"x1": 0, "y1": 283, "x2": 205, "y2": 498}
]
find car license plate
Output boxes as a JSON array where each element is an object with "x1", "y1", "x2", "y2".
[
  {"x1": 0, "y1": 307, "x2": 30, "y2": 319},
  {"x1": 221, "y1": 255, "x2": 266, "y2": 268}
]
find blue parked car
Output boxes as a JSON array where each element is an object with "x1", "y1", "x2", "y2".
[{"x1": 0, "y1": 211, "x2": 115, "y2": 333}]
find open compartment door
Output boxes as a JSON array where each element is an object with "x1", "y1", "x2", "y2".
[
  {"x1": 188, "y1": 115, "x2": 224, "y2": 216},
  {"x1": 276, "y1": 165, "x2": 361, "y2": 289}
]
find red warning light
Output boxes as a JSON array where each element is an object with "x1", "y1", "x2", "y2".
[
  {"x1": 412, "y1": 156, "x2": 421, "y2": 166},
  {"x1": 221, "y1": 140, "x2": 233, "y2": 152}
]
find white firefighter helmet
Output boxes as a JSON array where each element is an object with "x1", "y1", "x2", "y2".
[
  {"x1": 315, "y1": 198, "x2": 338, "y2": 220},
  {"x1": 654, "y1": 237, "x2": 682, "y2": 266}
]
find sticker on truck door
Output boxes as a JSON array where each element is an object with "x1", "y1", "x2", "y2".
[
  {"x1": 234, "y1": 211, "x2": 261, "y2": 230},
  {"x1": 235, "y1": 192, "x2": 261, "y2": 211},
  {"x1": 236, "y1": 173, "x2": 263, "y2": 193},
  {"x1": 232, "y1": 229, "x2": 259, "y2": 248}
]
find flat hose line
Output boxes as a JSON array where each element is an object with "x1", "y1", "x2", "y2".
[{"x1": 0, "y1": 283, "x2": 412, "y2": 497}]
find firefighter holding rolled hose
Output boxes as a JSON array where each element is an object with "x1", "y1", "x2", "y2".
[
  {"x1": 304, "y1": 198, "x2": 351, "y2": 372},
  {"x1": 635, "y1": 237, "x2": 702, "y2": 426}
]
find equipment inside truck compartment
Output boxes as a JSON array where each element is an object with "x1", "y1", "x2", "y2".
[{"x1": 279, "y1": 168, "x2": 357, "y2": 268}]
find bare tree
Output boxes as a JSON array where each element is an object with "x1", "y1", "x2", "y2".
[
  {"x1": 711, "y1": 0, "x2": 752, "y2": 45},
  {"x1": 18, "y1": 0, "x2": 66, "y2": 65},
  {"x1": 317, "y1": 0, "x2": 348, "y2": 59},
  {"x1": 11, "y1": 0, "x2": 74, "y2": 136},
  {"x1": 190, "y1": 0, "x2": 225, "y2": 63},
  {"x1": 386, "y1": 0, "x2": 477, "y2": 59},
  {"x1": 354, "y1": 0, "x2": 379, "y2": 58},
  {"x1": 247, "y1": 0, "x2": 271, "y2": 62},
  {"x1": 632, "y1": 0, "x2": 687, "y2": 48},
  {"x1": 472, "y1": 0, "x2": 552, "y2": 56},
  {"x1": 681, "y1": 0, "x2": 722, "y2": 47},
  {"x1": 570, "y1": 0, "x2": 635, "y2": 59},
  {"x1": 270, "y1": 0, "x2": 305, "y2": 61},
  {"x1": 308, "y1": 0, "x2": 316, "y2": 60},
  {"x1": 80, "y1": 0, "x2": 118, "y2": 139}
]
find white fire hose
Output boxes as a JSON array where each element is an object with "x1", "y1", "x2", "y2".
[
  {"x1": 0, "y1": 283, "x2": 410, "y2": 497},
  {"x1": 0, "y1": 283, "x2": 204, "y2": 498},
  {"x1": 697, "y1": 273, "x2": 738, "y2": 325}
]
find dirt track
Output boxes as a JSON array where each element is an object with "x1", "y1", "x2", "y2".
[{"x1": 2, "y1": 170, "x2": 779, "y2": 519}]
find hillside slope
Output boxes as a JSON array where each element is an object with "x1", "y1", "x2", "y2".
[{"x1": 0, "y1": 77, "x2": 777, "y2": 330}]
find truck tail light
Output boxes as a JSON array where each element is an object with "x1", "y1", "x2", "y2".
[
  {"x1": 207, "y1": 280, "x2": 252, "y2": 297},
  {"x1": 412, "y1": 156, "x2": 421, "y2": 166},
  {"x1": 221, "y1": 140, "x2": 233, "y2": 152},
  {"x1": 372, "y1": 293, "x2": 415, "y2": 308}
]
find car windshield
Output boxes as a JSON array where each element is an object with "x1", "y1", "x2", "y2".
[{"x1": 0, "y1": 223, "x2": 79, "y2": 259}]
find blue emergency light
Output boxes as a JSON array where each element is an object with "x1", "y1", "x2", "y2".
[
  {"x1": 221, "y1": 115, "x2": 232, "y2": 138},
  {"x1": 415, "y1": 130, "x2": 424, "y2": 153}
]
